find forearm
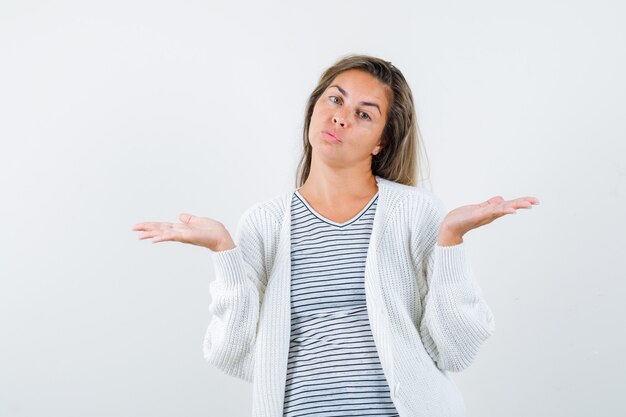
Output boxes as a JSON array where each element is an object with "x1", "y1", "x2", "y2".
[{"x1": 213, "y1": 233, "x2": 236, "y2": 252}]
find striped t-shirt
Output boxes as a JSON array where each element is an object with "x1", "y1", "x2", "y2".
[{"x1": 281, "y1": 189, "x2": 399, "y2": 417}]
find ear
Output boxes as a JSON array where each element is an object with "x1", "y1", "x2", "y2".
[{"x1": 372, "y1": 137, "x2": 386, "y2": 156}]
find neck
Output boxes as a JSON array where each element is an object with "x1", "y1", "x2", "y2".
[{"x1": 299, "y1": 165, "x2": 378, "y2": 203}]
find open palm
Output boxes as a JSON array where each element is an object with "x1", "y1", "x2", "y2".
[
  {"x1": 442, "y1": 196, "x2": 540, "y2": 237},
  {"x1": 131, "y1": 213, "x2": 234, "y2": 251}
]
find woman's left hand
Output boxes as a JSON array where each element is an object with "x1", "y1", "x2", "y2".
[{"x1": 437, "y1": 196, "x2": 540, "y2": 246}]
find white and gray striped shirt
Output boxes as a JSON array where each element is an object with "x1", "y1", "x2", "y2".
[{"x1": 282, "y1": 189, "x2": 399, "y2": 417}]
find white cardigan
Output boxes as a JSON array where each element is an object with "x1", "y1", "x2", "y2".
[{"x1": 203, "y1": 175, "x2": 496, "y2": 417}]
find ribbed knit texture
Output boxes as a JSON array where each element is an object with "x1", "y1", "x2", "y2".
[{"x1": 204, "y1": 176, "x2": 496, "y2": 417}]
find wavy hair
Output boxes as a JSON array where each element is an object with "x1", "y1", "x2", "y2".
[{"x1": 295, "y1": 53, "x2": 431, "y2": 189}]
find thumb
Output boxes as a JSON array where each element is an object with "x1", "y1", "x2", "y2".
[{"x1": 179, "y1": 213, "x2": 195, "y2": 224}]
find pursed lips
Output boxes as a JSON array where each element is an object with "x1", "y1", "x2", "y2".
[{"x1": 322, "y1": 130, "x2": 341, "y2": 142}]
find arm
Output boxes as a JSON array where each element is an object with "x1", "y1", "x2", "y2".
[
  {"x1": 202, "y1": 206, "x2": 269, "y2": 382},
  {"x1": 414, "y1": 196, "x2": 496, "y2": 373}
]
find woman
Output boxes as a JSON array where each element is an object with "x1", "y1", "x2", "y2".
[{"x1": 132, "y1": 54, "x2": 539, "y2": 417}]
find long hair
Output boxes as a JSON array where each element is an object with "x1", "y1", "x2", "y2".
[{"x1": 295, "y1": 53, "x2": 431, "y2": 189}]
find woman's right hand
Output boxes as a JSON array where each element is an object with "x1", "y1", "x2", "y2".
[{"x1": 131, "y1": 213, "x2": 236, "y2": 252}]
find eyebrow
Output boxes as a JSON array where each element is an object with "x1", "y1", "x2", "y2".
[{"x1": 329, "y1": 84, "x2": 382, "y2": 116}]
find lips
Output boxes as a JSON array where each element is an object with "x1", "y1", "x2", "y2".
[{"x1": 322, "y1": 130, "x2": 341, "y2": 142}]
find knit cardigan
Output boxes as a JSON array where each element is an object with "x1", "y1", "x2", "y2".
[{"x1": 203, "y1": 175, "x2": 496, "y2": 417}]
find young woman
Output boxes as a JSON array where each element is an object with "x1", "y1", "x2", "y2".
[{"x1": 132, "y1": 54, "x2": 539, "y2": 417}]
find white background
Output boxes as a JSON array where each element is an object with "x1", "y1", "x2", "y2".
[{"x1": 1, "y1": 0, "x2": 625, "y2": 416}]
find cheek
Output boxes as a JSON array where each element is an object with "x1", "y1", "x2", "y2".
[
  {"x1": 373, "y1": 119, "x2": 386, "y2": 136},
  {"x1": 312, "y1": 103, "x2": 327, "y2": 119},
  {"x1": 310, "y1": 104, "x2": 322, "y2": 123}
]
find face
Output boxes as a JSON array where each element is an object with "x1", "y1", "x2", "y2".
[{"x1": 308, "y1": 69, "x2": 390, "y2": 168}]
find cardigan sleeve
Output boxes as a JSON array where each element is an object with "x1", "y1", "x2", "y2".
[
  {"x1": 202, "y1": 205, "x2": 268, "y2": 382},
  {"x1": 414, "y1": 194, "x2": 496, "y2": 373}
]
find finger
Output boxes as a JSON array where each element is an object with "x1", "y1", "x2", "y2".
[
  {"x1": 479, "y1": 196, "x2": 504, "y2": 207},
  {"x1": 131, "y1": 223, "x2": 147, "y2": 231},
  {"x1": 509, "y1": 198, "x2": 536, "y2": 209},
  {"x1": 153, "y1": 229, "x2": 180, "y2": 243},
  {"x1": 485, "y1": 208, "x2": 515, "y2": 221},
  {"x1": 520, "y1": 196, "x2": 541, "y2": 204},
  {"x1": 511, "y1": 196, "x2": 540, "y2": 206},
  {"x1": 498, "y1": 207, "x2": 516, "y2": 215},
  {"x1": 490, "y1": 200, "x2": 512, "y2": 212},
  {"x1": 151, "y1": 233, "x2": 172, "y2": 243},
  {"x1": 488, "y1": 201, "x2": 516, "y2": 216},
  {"x1": 137, "y1": 231, "x2": 160, "y2": 240},
  {"x1": 499, "y1": 202, "x2": 524, "y2": 213},
  {"x1": 500, "y1": 199, "x2": 539, "y2": 214},
  {"x1": 482, "y1": 201, "x2": 521, "y2": 221},
  {"x1": 132, "y1": 222, "x2": 168, "y2": 231},
  {"x1": 512, "y1": 201, "x2": 533, "y2": 209},
  {"x1": 179, "y1": 213, "x2": 194, "y2": 224}
]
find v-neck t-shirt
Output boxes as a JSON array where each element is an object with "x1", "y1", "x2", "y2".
[{"x1": 282, "y1": 189, "x2": 399, "y2": 417}]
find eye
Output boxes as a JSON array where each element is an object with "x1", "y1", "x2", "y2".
[{"x1": 328, "y1": 95, "x2": 370, "y2": 121}]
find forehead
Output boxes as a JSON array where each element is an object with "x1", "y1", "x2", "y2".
[{"x1": 329, "y1": 69, "x2": 390, "y2": 106}]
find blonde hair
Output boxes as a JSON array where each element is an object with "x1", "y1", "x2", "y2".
[{"x1": 295, "y1": 53, "x2": 431, "y2": 189}]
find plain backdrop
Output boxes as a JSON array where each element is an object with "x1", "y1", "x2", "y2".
[{"x1": 1, "y1": 0, "x2": 625, "y2": 416}]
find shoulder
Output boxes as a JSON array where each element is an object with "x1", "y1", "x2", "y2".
[
  {"x1": 378, "y1": 177, "x2": 446, "y2": 218},
  {"x1": 238, "y1": 189, "x2": 291, "y2": 230}
]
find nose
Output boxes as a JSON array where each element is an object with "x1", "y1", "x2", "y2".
[{"x1": 332, "y1": 109, "x2": 347, "y2": 127}]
